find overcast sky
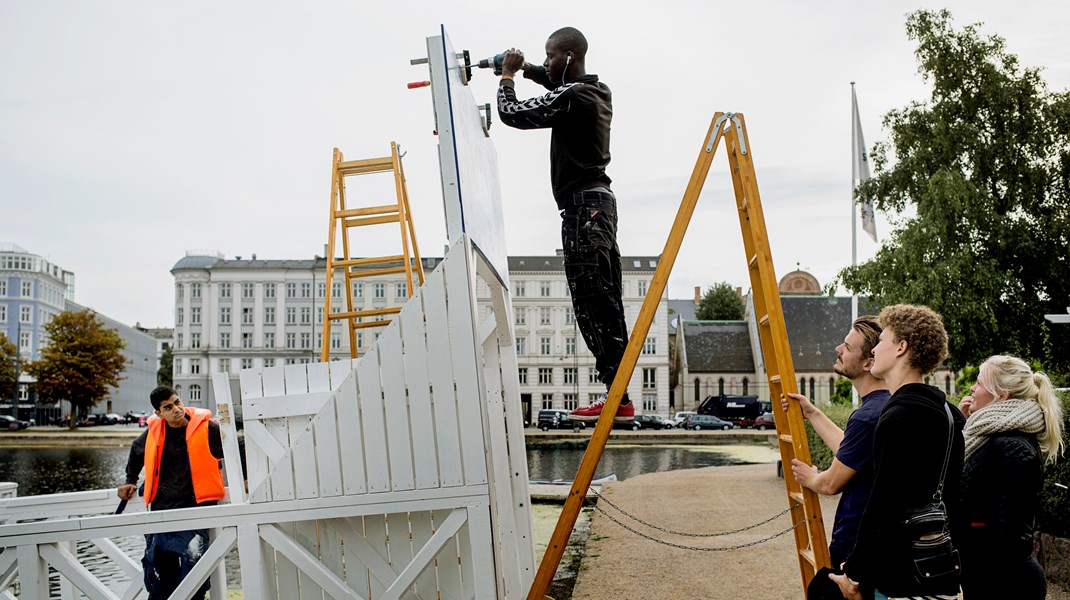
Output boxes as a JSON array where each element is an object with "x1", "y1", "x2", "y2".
[{"x1": 3, "y1": 1, "x2": 1069, "y2": 328}]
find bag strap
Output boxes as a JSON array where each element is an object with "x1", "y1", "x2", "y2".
[{"x1": 933, "y1": 403, "x2": 954, "y2": 502}]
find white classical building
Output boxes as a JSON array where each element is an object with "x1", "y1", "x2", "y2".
[{"x1": 171, "y1": 251, "x2": 671, "y2": 422}]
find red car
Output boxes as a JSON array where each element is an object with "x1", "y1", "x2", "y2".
[{"x1": 753, "y1": 412, "x2": 777, "y2": 430}]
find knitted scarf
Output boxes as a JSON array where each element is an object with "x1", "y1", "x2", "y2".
[{"x1": 963, "y1": 398, "x2": 1045, "y2": 461}]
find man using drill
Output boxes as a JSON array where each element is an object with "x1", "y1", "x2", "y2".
[{"x1": 497, "y1": 27, "x2": 633, "y2": 423}]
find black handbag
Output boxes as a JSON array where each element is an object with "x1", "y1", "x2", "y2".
[{"x1": 902, "y1": 403, "x2": 960, "y2": 582}]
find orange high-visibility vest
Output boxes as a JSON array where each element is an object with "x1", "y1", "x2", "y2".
[{"x1": 144, "y1": 406, "x2": 225, "y2": 506}]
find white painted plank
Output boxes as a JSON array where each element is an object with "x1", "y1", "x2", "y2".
[
  {"x1": 432, "y1": 510, "x2": 464, "y2": 599},
  {"x1": 293, "y1": 519, "x2": 327, "y2": 600},
  {"x1": 422, "y1": 268, "x2": 464, "y2": 487},
  {"x1": 382, "y1": 509, "x2": 467, "y2": 600},
  {"x1": 332, "y1": 517, "x2": 400, "y2": 589},
  {"x1": 443, "y1": 246, "x2": 488, "y2": 485},
  {"x1": 319, "y1": 519, "x2": 346, "y2": 600},
  {"x1": 16, "y1": 545, "x2": 47, "y2": 600},
  {"x1": 274, "y1": 522, "x2": 301, "y2": 600},
  {"x1": 313, "y1": 396, "x2": 343, "y2": 498},
  {"x1": 464, "y1": 503, "x2": 497, "y2": 599},
  {"x1": 328, "y1": 358, "x2": 356, "y2": 389},
  {"x1": 379, "y1": 324, "x2": 415, "y2": 491},
  {"x1": 58, "y1": 540, "x2": 77, "y2": 600},
  {"x1": 38, "y1": 542, "x2": 119, "y2": 600},
  {"x1": 407, "y1": 511, "x2": 439, "y2": 600},
  {"x1": 244, "y1": 391, "x2": 333, "y2": 420},
  {"x1": 260, "y1": 524, "x2": 365, "y2": 600},
  {"x1": 399, "y1": 290, "x2": 440, "y2": 490},
  {"x1": 167, "y1": 527, "x2": 236, "y2": 600},
  {"x1": 334, "y1": 374, "x2": 368, "y2": 495},
  {"x1": 212, "y1": 372, "x2": 247, "y2": 505},
  {"x1": 356, "y1": 347, "x2": 391, "y2": 493},
  {"x1": 237, "y1": 523, "x2": 274, "y2": 600},
  {"x1": 239, "y1": 369, "x2": 271, "y2": 503},
  {"x1": 341, "y1": 517, "x2": 372, "y2": 599},
  {"x1": 284, "y1": 365, "x2": 319, "y2": 501},
  {"x1": 307, "y1": 361, "x2": 332, "y2": 394},
  {"x1": 363, "y1": 514, "x2": 390, "y2": 599},
  {"x1": 262, "y1": 366, "x2": 294, "y2": 502},
  {"x1": 209, "y1": 528, "x2": 228, "y2": 600}
]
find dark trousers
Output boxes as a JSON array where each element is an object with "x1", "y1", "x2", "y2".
[
  {"x1": 561, "y1": 189, "x2": 629, "y2": 389},
  {"x1": 143, "y1": 529, "x2": 211, "y2": 600}
]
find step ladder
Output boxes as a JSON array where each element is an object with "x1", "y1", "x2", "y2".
[
  {"x1": 321, "y1": 142, "x2": 425, "y2": 361},
  {"x1": 528, "y1": 113, "x2": 829, "y2": 599}
]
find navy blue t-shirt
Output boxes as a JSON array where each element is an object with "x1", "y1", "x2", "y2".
[{"x1": 830, "y1": 389, "x2": 890, "y2": 559}]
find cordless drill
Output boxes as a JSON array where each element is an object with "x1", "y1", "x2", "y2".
[{"x1": 477, "y1": 53, "x2": 507, "y2": 76}]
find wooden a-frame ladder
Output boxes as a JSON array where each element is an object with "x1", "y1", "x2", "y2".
[
  {"x1": 321, "y1": 141, "x2": 425, "y2": 360},
  {"x1": 528, "y1": 113, "x2": 830, "y2": 599}
]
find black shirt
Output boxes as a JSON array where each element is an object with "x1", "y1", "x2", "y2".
[
  {"x1": 125, "y1": 421, "x2": 225, "y2": 511},
  {"x1": 497, "y1": 67, "x2": 613, "y2": 209}
]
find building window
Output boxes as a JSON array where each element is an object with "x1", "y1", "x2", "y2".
[
  {"x1": 638, "y1": 280, "x2": 648, "y2": 297},
  {"x1": 808, "y1": 377, "x2": 815, "y2": 399},
  {"x1": 242, "y1": 307, "x2": 253, "y2": 324},
  {"x1": 540, "y1": 281, "x2": 551, "y2": 297},
  {"x1": 190, "y1": 333, "x2": 201, "y2": 349},
  {"x1": 564, "y1": 307, "x2": 575, "y2": 325},
  {"x1": 373, "y1": 283, "x2": 386, "y2": 298},
  {"x1": 286, "y1": 333, "x2": 296, "y2": 349},
  {"x1": 514, "y1": 281, "x2": 526, "y2": 297},
  {"x1": 190, "y1": 359, "x2": 201, "y2": 374},
  {"x1": 174, "y1": 359, "x2": 181, "y2": 375},
  {"x1": 22, "y1": 281, "x2": 33, "y2": 297},
  {"x1": 19, "y1": 331, "x2": 31, "y2": 351},
  {"x1": 541, "y1": 393, "x2": 554, "y2": 410},
  {"x1": 301, "y1": 282, "x2": 311, "y2": 298},
  {"x1": 538, "y1": 368, "x2": 553, "y2": 385},
  {"x1": 694, "y1": 378, "x2": 700, "y2": 404},
  {"x1": 829, "y1": 377, "x2": 835, "y2": 398},
  {"x1": 177, "y1": 333, "x2": 183, "y2": 348},
  {"x1": 300, "y1": 307, "x2": 311, "y2": 325},
  {"x1": 518, "y1": 369, "x2": 528, "y2": 385},
  {"x1": 642, "y1": 337, "x2": 656, "y2": 355},
  {"x1": 331, "y1": 333, "x2": 341, "y2": 349},
  {"x1": 286, "y1": 283, "x2": 297, "y2": 298},
  {"x1": 395, "y1": 282, "x2": 407, "y2": 298},
  {"x1": 331, "y1": 282, "x2": 341, "y2": 298},
  {"x1": 220, "y1": 307, "x2": 231, "y2": 325},
  {"x1": 0, "y1": 281, "x2": 6, "y2": 296},
  {"x1": 219, "y1": 358, "x2": 230, "y2": 373},
  {"x1": 264, "y1": 306, "x2": 275, "y2": 325},
  {"x1": 746, "y1": 377, "x2": 752, "y2": 396},
  {"x1": 189, "y1": 384, "x2": 202, "y2": 401},
  {"x1": 264, "y1": 332, "x2": 275, "y2": 348},
  {"x1": 515, "y1": 308, "x2": 526, "y2": 325},
  {"x1": 219, "y1": 332, "x2": 230, "y2": 349},
  {"x1": 800, "y1": 377, "x2": 806, "y2": 395},
  {"x1": 20, "y1": 306, "x2": 31, "y2": 323},
  {"x1": 191, "y1": 307, "x2": 201, "y2": 325},
  {"x1": 352, "y1": 282, "x2": 363, "y2": 298},
  {"x1": 642, "y1": 368, "x2": 656, "y2": 390},
  {"x1": 516, "y1": 337, "x2": 526, "y2": 356},
  {"x1": 539, "y1": 307, "x2": 551, "y2": 325},
  {"x1": 589, "y1": 368, "x2": 600, "y2": 384},
  {"x1": 563, "y1": 394, "x2": 578, "y2": 410},
  {"x1": 563, "y1": 368, "x2": 577, "y2": 384},
  {"x1": 540, "y1": 336, "x2": 551, "y2": 355},
  {"x1": 219, "y1": 283, "x2": 231, "y2": 299},
  {"x1": 242, "y1": 283, "x2": 254, "y2": 298},
  {"x1": 242, "y1": 333, "x2": 253, "y2": 348},
  {"x1": 264, "y1": 358, "x2": 275, "y2": 368},
  {"x1": 191, "y1": 283, "x2": 202, "y2": 298},
  {"x1": 588, "y1": 393, "x2": 602, "y2": 405},
  {"x1": 316, "y1": 307, "x2": 324, "y2": 325},
  {"x1": 176, "y1": 308, "x2": 184, "y2": 325},
  {"x1": 241, "y1": 358, "x2": 253, "y2": 370},
  {"x1": 317, "y1": 282, "x2": 326, "y2": 298},
  {"x1": 945, "y1": 375, "x2": 952, "y2": 395},
  {"x1": 265, "y1": 283, "x2": 276, "y2": 299},
  {"x1": 300, "y1": 332, "x2": 311, "y2": 349},
  {"x1": 565, "y1": 336, "x2": 576, "y2": 355},
  {"x1": 0, "y1": 306, "x2": 5, "y2": 323},
  {"x1": 282, "y1": 307, "x2": 294, "y2": 325},
  {"x1": 357, "y1": 332, "x2": 364, "y2": 348},
  {"x1": 642, "y1": 393, "x2": 657, "y2": 411},
  {"x1": 718, "y1": 377, "x2": 724, "y2": 396}
]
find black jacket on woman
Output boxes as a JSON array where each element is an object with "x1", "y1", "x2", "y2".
[
  {"x1": 843, "y1": 383, "x2": 966, "y2": 598},
  {"x1": 956, "y1": 432, "x2": 1046, "y2": 599}
]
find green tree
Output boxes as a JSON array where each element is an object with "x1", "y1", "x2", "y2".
[
  {"x1": 837, "y1": 10, "x2": 1070, "y2": 371},
  {"x1": 27, "y1": 309, "x2": 127, "y2": 425},
  {"x1": 695, "y1": 282, "x2": 745, "y2": 321},
  {"x1": 0, "y1": 333, "x2": 19, "y2": 401},
  {"x1": 157, "y1": 344, "x2": 173, "y2": 387},
  {"x1": 828, "y1": 377, "x2": 854, "y2": 405}
]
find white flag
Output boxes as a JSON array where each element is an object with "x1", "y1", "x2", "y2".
[{"x1": 852, "y1": 85, "x2": 878, "y2": 242}]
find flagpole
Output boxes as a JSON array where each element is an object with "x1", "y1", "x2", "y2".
[{"x1": 850, "y1": 82, "x2": 860, "y2": 407}]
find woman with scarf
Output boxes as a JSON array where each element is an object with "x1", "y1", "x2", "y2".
[{"x1": 956, "y1": 355, "x2": 1065, "y2": 599}]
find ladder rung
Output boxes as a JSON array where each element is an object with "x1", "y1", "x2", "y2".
[
  {"x1": 344, "y1": 214, "x2": 401, "y2": 228},
  {"x1": 799, "y1": 548, "x2": 817, "y2": 567},
  {"x1": 779, "y1": 434, "x2": 793, "y2": 444},
  {"x1": 337, "y1": 157, "x2": 394, "y2": 174},
  {"x1": 351, "y1": 319, "x2": 393, "y2": 330},
  {"x1": 336, "y1": 205, "x2": 399, "y2": 219},
  {"x1": 759, "y1": 314, "x2": 770, "y2": 326},
  {"x1": 749, "y1": 254, "x2": 758, "y2": 269},
  {"x1": 328, "y1": 307, "x2": 402, "y2": 320},
  {"x1": 769, "y1": 375, "x2": 781, "y2": 384},
  {"x1": 740, "y1": 197, "x2": 748, "y2": 212},
  {"x1": 790, "y1": 491, "x2": 805, "y2": 505},
  {"x1": 345, "y1": 265, "x2": 408, "y2": 278},
  {"x1": 333, "y1": 255, "x2": 406, "y2": 268}
]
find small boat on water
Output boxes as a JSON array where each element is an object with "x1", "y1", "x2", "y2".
[{"x1": 528, "y1": 474, "x2": 618, "y2": 486}]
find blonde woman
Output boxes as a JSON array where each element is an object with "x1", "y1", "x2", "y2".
[{"x1": 957, "y1": 355, "x2": 1065, "y2": 600}]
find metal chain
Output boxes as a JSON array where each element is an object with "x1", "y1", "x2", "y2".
[
  {"x1": 586, "y1": 497, "x2": 809, "y2": 552},
  {"x1": 590, "y1": 487, "x2": 794, "y2": 537}
]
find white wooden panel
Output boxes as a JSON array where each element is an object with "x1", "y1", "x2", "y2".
[
  {"x1": 260, "y1": 524, "x2": 363, "y2": 600},
  {"x1": 244, "y1": 392, "x2": 332, "y2": 419},
  {"x1": 274, "y1": 522, "x2": 301, "y2": 600},
  {"x1": 407, "y1": 511, "x2": 439, "y2": 600},
  {"x1": 17, "y1": 546, "x2": 47, "y2": 599},
  {"x1": 334, "y1": 374, "x2": 368, "y2": 495},
  {"x1": 379, "y1": 324, "x2": 415, "y2": 491},
  {"x1": 237, "y1": 523, "x2": 275, "y2": 599},
  {"x1": 382, "y1": 509, "x2": 467, "y2": 600},
  {"x1": 261, "y1": 366, "x2": 294, "y2": 502},
  {"x1": 239, "y1": 369, "x2": 271, "y2": 503},
  {"x1": 284, "y1": 364, "x2": 319, "y2": 500},
  {"x1": 432, "y1": 510, "x2": 464, "y2": 599},
  {"x1": 307, "y1": 361, "x2": 332, "y2": 394},
  {"x1": 338, "y1": 517, "x2": 372, "y2": 598},
  {"x1": 443, "y1": 246, "x2": 488, "y2": 485},
  {"x1": 464, "y1": 503, "x2": 497, "y2": 600},
  {"x1": 293, "y1": 519, "x2": 327, "y2": 600},
  {"x1": 363, "y1": 514, "x2": 390, "y2": 599},
  {"x1": 356, "y1": 347, "x2": 391, "y2": 493},
  {"x1": 399, "y1": 290, "x2": 440, "y2": 490},
  {"x1": 212, "y1": 372, "x2": 247, "y2": 506},
  {"x1": 319, "y1": 519, "x2": 346, "y2": 600},
  {"x1": 167, "y1": 527, "x2": 235, "y2": 600},
  {"x1": 312, "y1": 397, "x2": 343, "y2": 498},
  {"x1": 38, "y1": 542, "x2": 118, "y2": 600},
  {"x1": 58, "y1": 540, "x2": 77, "y2": 600},
  {"x1": 328, "y1": 359, "x2": 357, "y2": 388},
  {"x1": 422, "y1": 268, "x2": 464, "y2": 487}
]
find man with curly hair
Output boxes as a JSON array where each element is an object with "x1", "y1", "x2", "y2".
[{"x1": 832, "y1": 305, "x2": 966, "y2": 600}]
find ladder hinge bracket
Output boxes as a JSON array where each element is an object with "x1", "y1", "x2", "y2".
[
  {"x1": 730, "y1": 114, "x2": 747, "y2": 155},
  {"x1": 707, "y1": 113, "x2": 731, "y2": 153}
]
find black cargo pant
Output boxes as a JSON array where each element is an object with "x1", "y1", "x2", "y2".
[{"x1": 561, "y1": 189, "x2": 629, "y2": 390}]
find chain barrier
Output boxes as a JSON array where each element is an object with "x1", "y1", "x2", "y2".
[
  {"x1": 585, "y1": 488, "x2": 807, "y2": 552},
  {"x1": 589, "y1": 487, "x2": 793, "y2": 537}
]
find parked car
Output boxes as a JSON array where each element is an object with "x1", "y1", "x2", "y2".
[
  {"x1": 682, "y1": 414, "x2": 734, "y2": 431},
  {"x1": 613, "y1": 420, "x2": 641, "y2": 431},
  {"x1": 633, "y1": 414, "x2": 674, "y2": 430},
  {"x1": 753, "y1": 412, "x2": 777, "y2": 430},
  {"x1": 537, "y1": 409, "x2": 585, "y2": 431},
  {"x1": 0, "y1": 415, "x2": 31, "y2": 431},
  {"x1": 672, "y1": 411, "x2": 696, "y2": 428},
  {"x1": 124, "y1": 411, "x2": 148, "y2": 425},
  {"x1": 103, "y1": 413, "x2": 123, "y2": 425}
]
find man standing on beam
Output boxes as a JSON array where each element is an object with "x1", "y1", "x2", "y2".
[{"x1": 496, "y1": 26, "x2": 633, "y2": 423}]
